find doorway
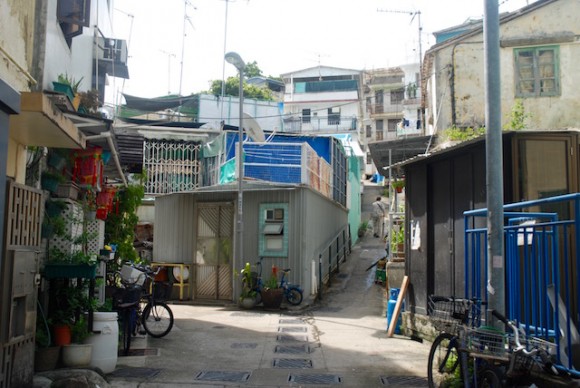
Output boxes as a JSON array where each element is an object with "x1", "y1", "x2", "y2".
[{"x1": 194, "y1": 203, "x2": 234, "y2": 300}]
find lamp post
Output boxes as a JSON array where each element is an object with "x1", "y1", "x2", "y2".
[{"x1": 225, "y1": 51, "x2": 245, "y2": 274}]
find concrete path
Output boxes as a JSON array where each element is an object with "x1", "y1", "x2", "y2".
[{"x1": 105, "y1": 234, "x2": 431, "y2": 387}]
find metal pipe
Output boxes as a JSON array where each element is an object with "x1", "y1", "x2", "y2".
[
  {"x1": 484, "y1": 0, "x2": 505, "y2": 324},
  {"x1": 84, "y1": 131, "x2": 128, "y2": 187}
]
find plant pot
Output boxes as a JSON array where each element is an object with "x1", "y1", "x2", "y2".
[
  {"x1": 239, "y1": 296, "x2": 256, "y2": 309},
  {"x1": 52, "y1": 324, "x2": 71, "y2": 346},
  {"x1": 44, "y1": 263, "x2": 98, "y2": 279},
  {"x1": 261, "y1": 288, "x2": 284, "y2": 309},
  {"x1": 62, "y1": 343, "x2": 92, "y2": 367},
  {"x1": 55, "y1": 182, "x2": 79, "y2": 200},
  {"x1": 34, "y1": 346, "x2": 61, "y2": 372},
  {"x1": 41, "y1": 175, "x2": 60, "y2": 193}
]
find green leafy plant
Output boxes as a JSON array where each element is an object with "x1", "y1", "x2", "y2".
[
  {"x1": 392, "y1": 179, "x2": 405, "y2": 190},
  {"x1": 70, "y1": 316, "x2": 91, "y2": 343},
  {"x1": 264, "y1": 265, "x2": 280, "y2": 289},
  {"x1": 57, "y1": 73, "x2": 83, "y2": 94},
  {"x1": 442, "y1": 126, "x2": 485, "y2": 142},
  {"x1": 358, "y1": 221, "x2": 369, "y2": 237},
  {"x1": 239, "y1": 262, "x2": 257, "y2": 299},
  {"x1": 504, "y1": 99, "x2": 530, "y2": 131}
]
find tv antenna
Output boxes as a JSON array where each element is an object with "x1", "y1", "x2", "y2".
[{"x1": 376, "y1": 8, "x2": 423, "y2": 72}]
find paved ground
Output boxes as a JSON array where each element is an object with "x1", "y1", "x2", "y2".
[{"x1": 101, "y1": 232, "x2": 431, "y2": 388}]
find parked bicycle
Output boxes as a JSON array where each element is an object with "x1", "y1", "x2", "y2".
[
  {"x1": 279, "y1": 268, "x2": 303, "y2": 305},
  {"x1": 113, "y1": 262, "x2": 174, "y2": 355},
  {"x1": 427, "y1": 295, "x2": 576, "y2": 387}
]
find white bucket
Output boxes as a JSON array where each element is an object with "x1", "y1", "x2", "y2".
[{"x1": 85, "y1": 312, "x2": 119, "y2": 373}]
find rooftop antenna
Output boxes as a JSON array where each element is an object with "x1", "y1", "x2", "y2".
[
  {"x1": 179, "y1": 0, "x2": 196, "y2": 96},
  {"x1": 160, "y1": 49, "x2": 176, "y2": 95},
  {"x1": 377, "y1": 8, "x2": 424, "y2": 133}
]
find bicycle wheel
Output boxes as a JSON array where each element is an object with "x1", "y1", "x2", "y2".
[
  {"x1": 142, "y1": 301, "x2": 174, "y2": 338},
  {"x1": 428, "y1": 332, "x2": 463, "y2": 388},
  {"x1": 286, "y1": 287, "x2": 303, "y2": 305},
  {"x1": 479, "y1": 366, "x2": 503, "y2": 388}
]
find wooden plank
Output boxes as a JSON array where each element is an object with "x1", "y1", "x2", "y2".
[{"x1": 387, "y1": 275, "x2": 409, "y2": 337}]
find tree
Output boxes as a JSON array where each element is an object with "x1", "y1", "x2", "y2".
[{"x1": 205, "y1": 60, "x2": 275, "y2": 101}]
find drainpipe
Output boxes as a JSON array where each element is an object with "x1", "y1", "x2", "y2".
[{"x1": 85, "y1": 132, "x2": 127, "y2": 187}]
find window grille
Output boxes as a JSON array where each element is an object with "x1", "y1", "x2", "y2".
[{"x1": 143, "y1": 139, "x2": 202, "y2": 195}]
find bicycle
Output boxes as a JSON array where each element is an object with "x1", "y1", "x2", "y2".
[
  {"x1": 279, "y1": 268, "x2": 303, "y2": 305},
  {"x1": 428, "y1": 295, "x2": 566, "y2": 388},
  {"x1": 113, "y1": 263, "x2": 175, "y2": 355}
]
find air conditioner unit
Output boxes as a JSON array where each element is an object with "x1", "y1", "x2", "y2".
[{"x1": 98, "y1": 37, "x2": 128, "y2": 65}]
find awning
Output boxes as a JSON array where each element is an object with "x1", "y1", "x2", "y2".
[
  {"x1": 8, "y1": 92, "x2": 86, "y2": 148},
  {"x1": 368, "y1": 135, "x2": 435, "y2": 173}
]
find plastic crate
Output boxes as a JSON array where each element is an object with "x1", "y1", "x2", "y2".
[{"x1": 152, "y1": 281, "x2": 173, "y2": 301}]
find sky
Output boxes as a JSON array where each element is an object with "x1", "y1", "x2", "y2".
[{"x1": 107, "y1": 0, "x2": 534, "y2": 103}]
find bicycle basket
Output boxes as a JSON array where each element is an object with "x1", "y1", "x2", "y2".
[
  {"x1": 511, "y1": 335, "x2": 557, "y2": 372},
  {"x1": 112, "y1": 285, "x2": 142, "y2": 308},
  {"x1": 466, "y1": 326, "x2": 509, "y2": 360},
  {"x1": 120, "y1": 264, "x2": 147, "y2": 286},
  {"x1": 428, "y1": 296, "x2": 475, "y2": 332},
  {"x1": 152, "y1": 281, "x2": 173, "y2": 301}
]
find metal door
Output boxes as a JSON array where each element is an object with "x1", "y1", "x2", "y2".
[{"x1": 195, "y1": 203, "x2": 233, "y2": 300}]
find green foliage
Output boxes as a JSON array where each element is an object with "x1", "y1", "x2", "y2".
[
  {"x1": 105, "y1": 177, "x2": 145, "y2": 267},
  {"x1": 50, "y1": 283, "x2": 96, "y2": 326},
  {"x1": 264, "y1": 266, "x2": 280, "y2": 289},
  {"x1": 504, "y1": 99, "x2": 529, "y2": 131},
  {"x1": 244, "y1": 61, "x2": 262, "y2": 78},
  {"x1": 392, "y1": 179, "x2": 405, "y2": 190},
  {"x1": 57, "y1": 73, "x2": 83, "y2": 93},
  {"x1": 240, "y1": 262, "x2": 257, "y2": 299},
  {"x1": 358, "y1": 221, "x2": 369, "y2": 237},
  {"x1": 442, "y1": 126, "x2": 486, "y2": 142},
  {"x1": 207, "y1": 77, "x2": 275, "y2": 101},
  {"x1": 70, "y1": 316, "x2": 91, "y2": 343}
]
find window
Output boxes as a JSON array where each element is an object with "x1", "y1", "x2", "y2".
[
  {"x1": 387, "y1": 119, "x2": 398, "y2": 133},
  {"x1": 375, "y1": 90, "x2": 384, "y2": 114},
  {"x1": 515, "y1": 46, "x2": 559, "y2": 97},
  {"x1": 366, "y1": 125, "x2": 372, "y2": 138},
  {"x1": 328, "y1": 107, "x2": 340, "y2": 125},
  {"x1": 57, "y1": 0, "x2": 91, "y2": 47},
  {"x1": 302, "y1": 108, "x2": 311, "y2": 123},
  {"x1": 259, "y1": 203, "x2": 288, "y2": 257},
  {"x1": 390, "y1": 88, "x2": 404, "y2": 104},
  {"x1": 376, "y1": 120, "x2": 384, "y2": 140}
]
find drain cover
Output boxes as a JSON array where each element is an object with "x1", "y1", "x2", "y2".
[
  {"x1": 231, "y1": 343, "x2": 258, "y2": 349},
  {"x1": 380, "y1": 376, "x2": 429, "y2": 386},
  {"x1": 279, "y1": 326, "x2": 307, "y2": 333},
  {"x1": 109, "y1": 367, "x2": 161, "y2": 379},
  {"x1": 273, "y1": 358, "x2": 313, "y2": 368},
  {"x1": 195, "y1": 371, "x2": 251, "y2": 382},
  {"x1": 275, "y1": 344, "x2": 310, "y2": 354},
  {"x1": 277, "y1": 334, "x2": 308, "y2": 342},
  {"x1": 118, "y1": 348, "x2": 159, "y2": 357},
  {"x1": 289, "y1": 374, "x2": 342, "y2": 384},
  {"x1": 279, "y1": 318, "x2": 304, "y2": 324}
]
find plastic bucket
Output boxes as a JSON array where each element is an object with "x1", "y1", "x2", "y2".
[{"x1": 85, "y1": 312, "x2": 119, "y2": 373}]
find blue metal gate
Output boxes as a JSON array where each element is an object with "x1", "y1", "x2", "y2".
[{"x1": 464, "y1": 193, "x2": 580, "y2": 371}]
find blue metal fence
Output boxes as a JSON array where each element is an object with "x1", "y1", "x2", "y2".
[{"x1": 464, "y1": 193, "x2": 580, "y2": 371}]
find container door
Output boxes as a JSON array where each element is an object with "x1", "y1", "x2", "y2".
[{"x1": 195, "y1": 203, "x2": 234, "y2": 300}]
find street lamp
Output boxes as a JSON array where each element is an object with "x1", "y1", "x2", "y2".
[{"x1": 225, "y1": 51, "x2": 245, "y2": 275}]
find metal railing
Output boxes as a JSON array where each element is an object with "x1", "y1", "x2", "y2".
[
  {"x1": 464, "y1": 193, "x2": 580, "y2": 371},
  {"x1": 315, "y1": 225, "x2": 352, "y2": 300}
]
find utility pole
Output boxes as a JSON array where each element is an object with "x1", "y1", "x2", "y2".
[{"x1": 377, "y1": 8, "x2": 425, "y2": 134}]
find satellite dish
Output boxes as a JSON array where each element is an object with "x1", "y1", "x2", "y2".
[{"x1": 242, "y1": 113, "x2": 265, "y2": 142}]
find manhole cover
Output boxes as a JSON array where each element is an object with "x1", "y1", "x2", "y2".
[
  {"x1": 231, "y1": 343, "x2": 258, "y2": 349},
  {"x1": 109, "y1": 367, "x2": 161, "y2": 379},
  {"x1": 195, "y1": 371, "x2": 251, "y2": 382},
  {"x1": 279, "y1": 318, "x2": 304, "y2": 324},
  {"x1": 118, "y1": 348, "x2": 159, "y2": 357},
  {"x1": 289, "y1": 374, "x2": 342, "y2": 384},
  {"x1": 275, "y1": 344, "x2": 310, "y2": 354},
  {"x1": 230, "y1": 312, "x2": 263, "y2": 317},
  {"x1": 380, "y1": 376, "x2": 429, "y2": 386},
  {"x1": 277, "y1": 334, "x2": 308, "y2": 342},
  {"x1": 279, "y1": 326, "x2": 307, "y2": 333},
  {"x1": 273, "y1": 358, "x2": 313, "y2": 368}
]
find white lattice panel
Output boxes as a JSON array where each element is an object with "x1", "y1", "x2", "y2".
[
  {"x1": 50, "y1": 200, "x2": 83, "y2": 255},
  {"x1": 85, "y1": 218, "x2": 105, "y2": 255}
]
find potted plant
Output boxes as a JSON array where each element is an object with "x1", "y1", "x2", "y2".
[
  {"x1": 62, "y1": 316, "x2": 93, "y2": 367},
  {"x1": 34, "y1": 319, "x2": 61, "y2": 372},
  {"x1": 391, "y1": 224, "x2": 405, "y2": 259},
  {"x1": 261, "y1": 266, "x2": 284, "y2": 309},
  {"x1": 239, "y1": 262, "x2": 257, "y2": 309},
  {"x1": 392, "y1": 179, "x2": 405, "y2": 194},
  {"x1": 358, "y1": 220, "x2": 369, "y2": 238},
  {"x1": 53, "y1": 73, "x2": 83, "y2": 108},
  {"x1": 41, "y1": 170, "x2": 65, "y2": 193}
]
